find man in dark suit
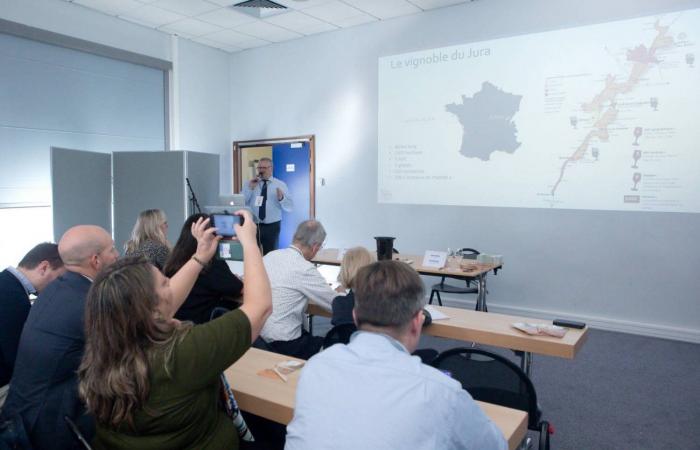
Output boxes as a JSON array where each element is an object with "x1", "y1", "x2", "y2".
[
  {"x1": 0, "y1": 243, "x2": 64, "y2": 405},
  {"x1": 0, "y1": 225, "x2": 118, "y2": 449}
]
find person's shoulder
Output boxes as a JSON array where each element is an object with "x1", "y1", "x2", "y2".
[{"x1": 0, "y1": 269, "x2": 23, "y2": 291}]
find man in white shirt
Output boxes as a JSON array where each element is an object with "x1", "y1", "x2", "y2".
[
  {"x1": 285, "y1": 260, "x2": 508, "y2": 450},
  {"x1": 242, "y1": 157, "x2": 293, "y2": 255},
  {"x1": 259, "y1": 220, "x2": 336, "y2": 359}
]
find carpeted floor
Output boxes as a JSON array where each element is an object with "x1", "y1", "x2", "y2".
[{"x1": 313, "y1": 318, "x2": 700, "y2": 449}]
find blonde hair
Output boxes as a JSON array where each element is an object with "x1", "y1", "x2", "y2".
[
  {"x1": 338, "y1": 247, "x2": 374, "y2": 290},
  {"x1": 124, "y1": 209, "x2": 169, "y2": 254}
]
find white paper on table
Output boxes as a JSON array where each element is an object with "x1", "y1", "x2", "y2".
[
  {"x1": 424, "y1": 305, "x2": 450, "y2": 320},
  {"x1": 422, "y1": 250, "x2": 447, "y2": 268}
]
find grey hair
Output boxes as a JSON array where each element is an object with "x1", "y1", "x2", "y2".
[{"x1": 292, "y1": 220, "x2": 326, "y2": 247}]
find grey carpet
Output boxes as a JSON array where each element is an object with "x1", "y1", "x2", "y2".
[{"x1": 312, "y1": 318, "x2": 700, "y2": 449}]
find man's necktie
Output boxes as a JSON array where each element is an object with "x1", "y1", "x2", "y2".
[{"x1": 259, "y1": 180, "x2": 268, "y2": 222}]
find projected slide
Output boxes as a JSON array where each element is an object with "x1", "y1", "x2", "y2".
[{"x1": 378, "y1": 9, "x2": 700, "y2": 213}]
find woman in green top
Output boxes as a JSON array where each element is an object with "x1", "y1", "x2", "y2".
[{"x1": 78, "y1": 211, "x2": 272, "y2": 449}]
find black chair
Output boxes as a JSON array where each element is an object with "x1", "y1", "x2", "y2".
[
  {"x1": 322, "y1": 323, "x2": 357, "y2": 349},
  {"x1": 428, "y1": 248, "x2": 480, "y2": 308},
  {"x1": 431, "y1": 348, "x2": 551, "y2": 450},
  {"x1": 64, "y1": 416, "x2": 93, "y2": 450}
]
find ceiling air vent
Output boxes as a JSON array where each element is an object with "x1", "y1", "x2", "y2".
[{"x1": 228, "y1": 0, "x2": 288, "y2": 18}]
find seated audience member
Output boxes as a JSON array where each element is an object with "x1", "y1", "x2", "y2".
[
  {"x1": 331, "y1": 246, "x2": 374, "y2": 326},
  {"x1": 78, "y1": 211, "x2": 272, "y2": 449},
  {"x1": 124, "y1": 208, "x2": 171, "y2": 271},
  {"x1": 259, "y1": 220, "x2": 336, "y2": 359},
  {"x1": 0, "y1": 226, "x2": 119, "y2": 449},
  {"x1": 285, "y1": 260, "x2": 508, "y2": 450},
  {"x1": 164, "y1": 213, "x2": 244, "y2": 324},
  {"x1": 0, "y1": 243, "x2": 65, "y2": 405}
]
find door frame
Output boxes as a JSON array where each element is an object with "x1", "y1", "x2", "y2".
[{"x1": 232, "y1": 135, "x2": 315, "y2": 218}]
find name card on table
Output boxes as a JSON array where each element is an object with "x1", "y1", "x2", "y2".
[{"x1": 422, "y1": 250, "x2": 447, "y2": 268}]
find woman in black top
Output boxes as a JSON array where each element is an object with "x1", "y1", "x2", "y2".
[
  {"x1": 164, "y1": 214, "x2": 243, "y2": 324},
  {"x1": 331, "y1": 247, "x2": 374, "y2": 326}
]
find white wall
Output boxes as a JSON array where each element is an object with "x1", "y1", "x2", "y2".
[
  {"x1": 229, "y1": 0, "x2": 700, "y2": 342},
  {"x1": 174, "y1": 38, "x2": 231, "y2": 194}
]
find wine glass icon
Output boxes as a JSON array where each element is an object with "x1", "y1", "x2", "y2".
[
  {"x1": 592, "y1": 147, "x2": 599, "y2": 161},
  {"x1": 632, "y1": 149, "x2": 642, "y2": 168},
  {"x1": 633, "y1": 127, "x2": 643, "y2": 146},
  {"x1": 650, "y1": 97, "x2": 658, "y2": 111},
  {"x1": 570, "y1": 116, "x2": 578, "y2": 129},
  {"x1": 632, "y1": 172, "x2": 642, "y2": 191},
  {"x1": 687, "y1": 53, "x2": 695, "y2": 67}
]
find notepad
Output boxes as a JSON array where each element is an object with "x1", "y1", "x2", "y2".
[
  {"x1": 511, "y1": 322, "x2": 567, "y2": 338},
  {"x1": 424, "y1": 305, "x2": 450, "y2": 320}
]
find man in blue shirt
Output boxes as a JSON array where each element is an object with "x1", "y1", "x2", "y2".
[
  {"x1": 0, "y1": 243, "x2": 65, "y2": 405},
  {"x1": 242, "y1": 157, "x2": 293, "y2": 255},
  {"x1": 285, "y1": 260, "x2": 507, "y2": 450}
]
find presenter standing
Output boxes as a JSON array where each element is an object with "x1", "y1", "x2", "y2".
[{"x1": 243, "y1": 157, "x2": 293, "y2": 255}]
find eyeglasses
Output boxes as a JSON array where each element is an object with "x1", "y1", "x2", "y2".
[{"x1": 257, "y1": 165, "x2": 271, "y2": 170}]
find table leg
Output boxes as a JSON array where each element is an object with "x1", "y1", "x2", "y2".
[
  {"x1": 519, "y1": 351, "x2": 533, "y2": 377},
  {"x1": 308, "y1": 314, "x2": 314, "y2": 335},
  {"x1": 476, "y1": 272, "x2": 488, "y2": 312}
]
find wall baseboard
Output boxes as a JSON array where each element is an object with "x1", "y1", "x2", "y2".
[{"x1": 438, "y1": 297, "x2": 700, "y2": 344}]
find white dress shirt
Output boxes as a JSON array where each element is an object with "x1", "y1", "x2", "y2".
[
  {"x1": 260, "y1": 246, "x2": 336, "y2": 342},
  {"x1": 242, "y1": 176, "x2": 293, "y2": 224},
  {"x1": 285, "y1": 331, "x2": 508, "y2": 450}
]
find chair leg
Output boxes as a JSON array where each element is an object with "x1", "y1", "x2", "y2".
[
  {"x1": 429, "y1": 290, "x2": 435, "y2": 305},
  {"x1": 436, "y1": 291, "x2": 443, "y2": 306}
]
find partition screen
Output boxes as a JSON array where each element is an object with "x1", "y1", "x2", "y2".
[{"x1": 378, "y1": 8, "x2": 700, "y2": 213}]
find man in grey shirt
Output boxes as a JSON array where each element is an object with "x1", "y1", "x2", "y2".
[{"x1": 285, "y1": 260, "x2": 507, "y2": 450}]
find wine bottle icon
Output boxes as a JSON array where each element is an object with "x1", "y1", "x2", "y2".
[
  {"x1": 687, "y1": 53, "x2": 695, "y2": 67},
  {"x1": 570, "y1": 116, "x2": 578, "y2": 129},
  {"x1": 650, "y1": 97, "x2": 658, "y2": 111},
  {"x1": 633, "y1": 127, "x2": 643, "y2": 146},
  {"x1": 632, "y1": 172, "x2": 642, "y2": 191},
  {"x1": 592, "y1": 147, "x2": 599, "y2": 161},
  {"x1": 632, "y1": 149, "x2": 642, "y2": 168}
]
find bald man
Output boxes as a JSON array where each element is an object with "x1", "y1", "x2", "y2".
[{"x1": 1, "y1": 225, "x2": 118, "y2": 450}]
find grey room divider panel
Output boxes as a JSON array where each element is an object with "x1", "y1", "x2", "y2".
[
  {"x1": 112, "y1": 151, "x2": 186, "y2": 253},
  {"x1": 185, "y1": 151, "x2": 220, "y2": 216},
  {"x1": 51, "y1": 147, "x2": 112, "y2": 242}
]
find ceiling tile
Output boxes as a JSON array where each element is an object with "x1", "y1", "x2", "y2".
[
  {"x1": 344, "y1": 0, "x2": 421, "y2": 20},
  {"x1": 273, "y1": 0, "x2": 334, "y2": 10},
  {"x1": 160, "y1": 18, "x2": 223, "y2": 36},
  {"x1": 72, "y1": 0, "x2": 143, "y2": 16},
  {"x1": 408, "y1": 0, "x2": 469, "y2": 10},
  {"x1": 333, "y1": 13, "x2": 377, "y2": 28},
  {"x1": 205, "y1": 0, "x2": 237, "y2": 6},
  {"x1": 236, "y1": 38, "x2": 270, "y2": 49},
  {"x1": 149, "y1": 0, "x2": 220, "y2": 16},
  {"x1": 204, "y1": 28, "x2": 257, "y2": 45},
  {"x1": 119, "y1": 5, "x2": 185, "y2": 27},
  {"x1": 191, "y1": 36, "x2": 242, "y2": 51},
  {"x1": 197, "y1": 7, "x2": 258, "y2": 27},
  {"x1": 233, "y1": 20, "x2": 302, "y2": 42},
  {"x1": 301, "y1": 1, "x2": 366, "y2": 22},
  {"x1": 264, "y1": 10, "x2": 337, "y2": 35}
]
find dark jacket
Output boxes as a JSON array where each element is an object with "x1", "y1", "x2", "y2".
[
  {"x1": 175, "y1": 259, "x2": 243, "y2": 324},
  {"x1": 0, "y1": 271, "x2": 94, "y2": 450},
  {"x1": 331, "y1": 290, "x2": 355, "y2": 326},
  {"x1": 0, "y1": 270, "x2": 31, "y2": 386}
]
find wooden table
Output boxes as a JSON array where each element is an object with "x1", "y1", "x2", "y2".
[
  {"x1": 225, "y1": 348, "x2": 528, "y2": 450},
  {"x1": 313, "y1": 248, "x2": 502, "y2": 311},
  {"x1": 307, "y1": 303, "x2": 588, "y2": 375}
]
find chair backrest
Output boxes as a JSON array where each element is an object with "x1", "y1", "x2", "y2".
[
  {"x1": 431, "y1": 348, "x2": 539, "y2": 429},
  {"x1": 209, "y1": 306, "x2": 231, "y2": 321},
  {"x1": 322, "y1": 323, "x2": 357, "y2": 349},
  {"x1": 458, "y1": 248, "x2": 480, "y2": 260},
  {"x1": 64, "y1": 416, "x2": 93, "y2": 450}
]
